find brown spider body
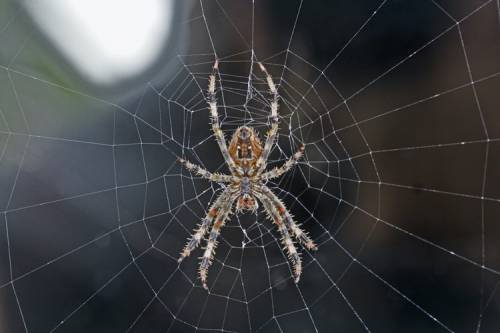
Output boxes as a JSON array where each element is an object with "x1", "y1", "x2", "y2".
[
  {"x1": 229, "y1": 126, "x2": 262, "y2": 212},
  {"x1": 178, "y1": 61, "x2": 317, "y2": 289}
]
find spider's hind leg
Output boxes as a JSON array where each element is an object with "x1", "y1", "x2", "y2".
[
  {"x1": 257, "y1": 192, "x2": 303, "y2": 283},
  {"x1": 178, "y1": 211, "x2": 216, "y2": 263},
  {"x1": 199, "y1": 198, "x2": 234, "y2": 289},
  {"x1": 261, "y1": 185, "x2": 317, "y2": 251},
  {"x1": 178, "y1": 189, "x2": 232, "y2": 262}
]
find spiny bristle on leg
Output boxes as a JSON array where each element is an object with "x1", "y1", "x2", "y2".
[
  {"x1": 306, "y1": 240, "x2": 318, "y2": 251},
  {"x1": 178, "y1": 248, "x2": 190, "y2": 262}
]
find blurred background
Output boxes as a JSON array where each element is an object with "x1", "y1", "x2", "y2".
[{"x1": 0, "y1": 0, "x2": 500, "y2": 332}]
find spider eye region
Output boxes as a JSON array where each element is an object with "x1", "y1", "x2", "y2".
[{"x1": 238, "y1": 126, "x2": 251, "y2": 140}]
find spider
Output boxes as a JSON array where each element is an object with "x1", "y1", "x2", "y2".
[{"x1": 177, "y1": 60, "x2": 317, "y2": 289}]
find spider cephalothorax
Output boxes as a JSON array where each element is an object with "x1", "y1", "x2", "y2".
[{"x1": 178, "y1": 60, "x2": 317, "y2": 289}]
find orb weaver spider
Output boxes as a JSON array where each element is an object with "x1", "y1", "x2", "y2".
[{"x1": 178, "y1": 61, "x2": 317, "y2": 289}]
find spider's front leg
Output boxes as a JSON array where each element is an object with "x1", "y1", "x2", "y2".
[
  {"x1": 199, "y1": 193, "x2": 236, "y2": 289},
  {"x1": 178, "y1": 188, "x2": 232, "y2": 262},
  {"x1": 252, "y1": 62, "x2": 280, "y2": 175},
  {"x1": 207, "y1": 61, "x2": 239, "y2": 174}
]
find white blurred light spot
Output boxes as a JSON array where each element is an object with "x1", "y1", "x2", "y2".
[{"x1": 24, "y1": 0, "x2": 173, "y2": 84}]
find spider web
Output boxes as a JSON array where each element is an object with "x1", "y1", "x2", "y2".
[{"x1": 1, "y1": 0, "x2": 500, "y2": 332}]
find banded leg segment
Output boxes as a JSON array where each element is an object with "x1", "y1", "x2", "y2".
[
  {"x1": 178, "y1": 189, "x2": 232, "y2": 262},
  {"x1": 178, "y1": 157, "x2": 235, "y2": 183},
  {"x1": 199, "y1": 198, "x2": 234, "y2": 289},
  {"x1": 260, "y1": 185, "x2": 317, "y2": 251},
  {"x1": 207, "y1": 61, "x2": 237, "y2": 173},
  {"x1": 254, "y1": 62, "x2": 280, "y2": 175},
  {"x1": 256, "y1": 192, "x2": 302, "y2": 282},
  {"x1": 260, "y1": 145, "x2": 305, "y2": 181}
]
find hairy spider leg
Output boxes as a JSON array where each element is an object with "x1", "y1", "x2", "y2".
[
  {"x1": 252, "y1": 62, "x2": 280, "y2": 176},
  {"x1": 199, "y1": 194, "x2": 236, "y2": 289},
  {"x1": 260, "y1": 145, "x2": 305, "y2": 182},
  {"x1": 178, "y1": 189, "x2": 233, "y2": 262},
  {"x1": 256, "y1": 190, "x2": 303, "y2": 283},
  {"x1": 208, "y1": 60, "x2": 239, "y2": 174},
  {"x1": 260, "y1": 185, "x2": 318, "y2": 251},
  {"x1": 178, "y1": 157, "x2": 235, "y2": 183}
]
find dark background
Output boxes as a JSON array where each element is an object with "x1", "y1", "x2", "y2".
[{"x1": 1, "y1": 0, "x2": 500, "y2": 332}]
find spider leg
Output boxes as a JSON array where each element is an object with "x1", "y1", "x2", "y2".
[
  {"x1": 260, "y1": 185, "x2": 317, "y2": 251},
  {"x1": 199, "y1": 194, "x2": 235, "y2": 289},
  {"x1": 255, "y1": 190, "x2": 302, "y2": 283},
  {"x1": 178, "y1": 189, "x2": 232, "y2": 262},
  {"x1": 178, "y1": 157, "x2": 235, "y2": 183},
  {"x1": 260, "y1": 145, "x2": 305, "y2": 182},
  {"x1": 252, "y1": 62, "x2": 280, "y2": 175},
  {"x1": 207, "y1": 61, "x2": 238, "y2": 174}
]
